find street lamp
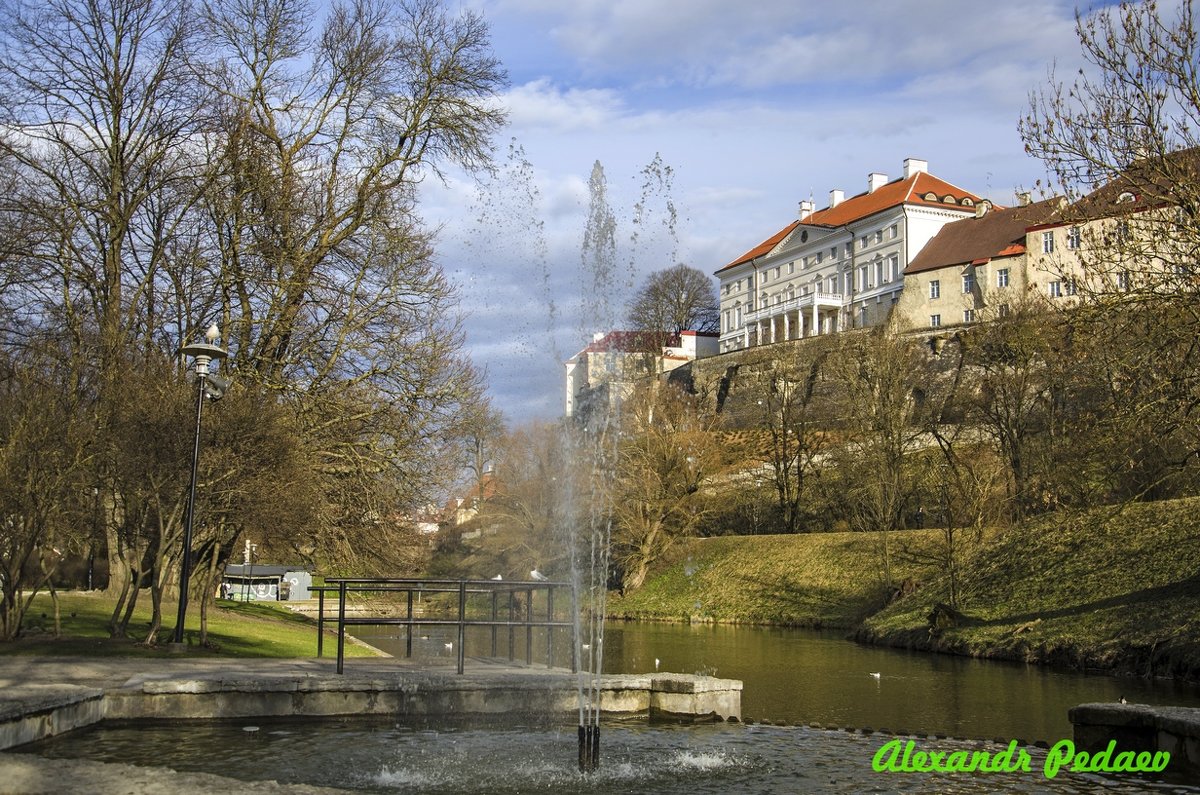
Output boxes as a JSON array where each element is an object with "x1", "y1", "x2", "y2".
[{"x1": 171, "y1": 323, "x2": 228, "y2": 649}]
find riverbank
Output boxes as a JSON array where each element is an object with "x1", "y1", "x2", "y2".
[{"x1": 609, "y1": 497, "x2": 1200, "y2": 680}]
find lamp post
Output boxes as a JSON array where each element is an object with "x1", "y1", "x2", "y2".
[{"x1": 171, "y1": 324, "x2": 228, "y2": 649}]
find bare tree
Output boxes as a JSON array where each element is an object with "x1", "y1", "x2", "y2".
[
  {"x1": 610, "y1": 382, "x2": 723, "y2": 591},
  {"x1": 827, "y1": 330, "x2": 927, "y2": 587},
  {"x1": 626, "y1": 263, "x2": 719, "y2": 336},
  {"x1": 746, "y1": 343, "x2": 831, "y2": 533},
  {"x1": 1020, "y1": 0, "x2": 1200, "y2": 495}
]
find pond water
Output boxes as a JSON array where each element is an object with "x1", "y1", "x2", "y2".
[
  {"x1": 20, "y1": 716, "x2": 1198, "y2": 794},
  {"x1": 19, "y1": 622, "x2": 1200, "y2": 793},
  {"x1": 356, "y1": 621, "x2": 1200, "y2": 742}
]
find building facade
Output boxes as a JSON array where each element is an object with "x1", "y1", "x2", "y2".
[
  {"x1": 715, "y1": 159, "x2": 986, "y2": 353},
  {"x1": 565, "y1": 330, "x2": 718, "y2": 419}
]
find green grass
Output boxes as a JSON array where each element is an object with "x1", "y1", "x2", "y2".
[
  {"x1": 608, "y1": 529, "x2": 948, "y2": 627},
  {"x1": 0, "y1": 591, "x2": 380, "y2": 659},
  {"x1": 857, "y1": 498, "x2": 1200, "y2": 678}
]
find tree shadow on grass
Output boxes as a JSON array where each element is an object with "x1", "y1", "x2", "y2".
[{"x1": 974, "y1": 572, "x2": 1200, "y2": 627}]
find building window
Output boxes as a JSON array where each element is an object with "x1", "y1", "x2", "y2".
[
  {"x1": 860, "y1": 306, "x2": 868, "y2": 325},
  {"x1": 774, "y1": 266, "x2": 780, "y2": 279},
  {"x1": 831, "y1": 246, "x2": 838, "y2": 260},
  {"x1": 1065, "y1": 279, "x2": 1077, "y2": 296},
  {"x1": 816, "y1": 251, "x2": 823, "y2": 264},
  {"x1": 964, "y1": 309, "x2": 976, "y2": 323},
  {"x1": 860, "y1": 236, "x2": 868, "y2": 250},
  {"x1": 930, "y1": 314, "x2": 942, "y2": 328},
  {"x1": 828, "y1": 276, "x2": 838, "y2": 294},
  {"x1": 859, "y1": 266, "x2": 868, "y2": 291},
  {"x1": 929, "y1": 279, "x2": 941, "y2": 299},
  {"x1": 997, "y1": 268, "x2": 1010, "y2": 288},
  {"x1": 1118, "y1": 270, "x2": 1129, "y2": 291},
  {"x1": 1067, "y1": 226, "x2": 1081, "y2": 249},
  {"x1": 962, "y1": 272, "x2": 974, "y2": 293},
  {"x1": 1042, "y1": 231, "x2": 1054, "y2": 254},
  {"x1": 874, "y1": 230, "x2": 883, "y2": 244},
  {"x1": 1048, "y1": 280, "x2": 1062, "y2": 298},
  {"x1": 1117, "y1": 220, "x2": 1130, "y2": 241},
  {"x1": 890, "y1": 224, "x2": 898, "y2": 239},
  {"x1": 890, "y1": 255, "x2": 899, "y2": 280},
  {"x1": 845, "y1": 242, "x2": 853, "y2": 257},
  {"x1": 875, "y1": 257, "x2": 884, "y2": 285},
  {"x1": 998, "y1": 304, "x2": 1009, "y2": 317},
  {"x1": 789, "y1": 261, "x2": 795, "y2": 274}
]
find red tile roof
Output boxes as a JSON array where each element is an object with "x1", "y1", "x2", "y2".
[
  {"x1": 719, "y1": 221, "x2": 801, "y2": 273},
  {"x1": 573, "y1": 330, "x2": 679, "y2": 357},
  {"x1": 717, "y1": 171, "x2": 987, "y2": 274},
  {"x1": 904, "y1": 198, "x2": 1063, "y2": 276}
]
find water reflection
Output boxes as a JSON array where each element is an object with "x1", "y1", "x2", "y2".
[{"x1": 599, "y1": 623, "x2": 1200, "y2": 741}]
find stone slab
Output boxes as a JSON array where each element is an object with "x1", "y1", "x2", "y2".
[{"x1": 0, "y1": 685, "x2": 105, "y2": 751}]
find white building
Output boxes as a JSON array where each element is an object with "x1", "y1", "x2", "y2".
[
  {"x1": 715, "y1": 159, "x2": 987, "y2": 352},
  {"x1": 565, "y1": 330, "x2": 717, "y2": 419}
]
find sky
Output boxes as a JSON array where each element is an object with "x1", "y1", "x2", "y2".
[{"x1": 418, "y1": 0, "x2": 1103, "y2": 426}]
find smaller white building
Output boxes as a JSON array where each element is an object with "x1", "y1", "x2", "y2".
[{"x1": 565, "y1": 330, "x2": 717, "y2": 418}]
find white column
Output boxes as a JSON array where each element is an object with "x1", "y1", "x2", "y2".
[
  {"x1": 783, "y1": 313, "x2": 791, "y2": 341},
  {"x1": 812, "y1": 302, "x2": 819, "y2": 336}
]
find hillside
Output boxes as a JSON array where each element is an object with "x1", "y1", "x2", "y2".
[
  {"x1": 607, "y1": 529, "x2": 948, "y2": 627},
  {"x1": 610, "y1": 497, "x2": 1200, "y2": 679},
  {"x1": 856, "y1": 498, "x2": 1200, "y2": 679}
]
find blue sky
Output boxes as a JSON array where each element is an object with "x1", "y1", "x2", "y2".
[{"x1": 418, "y1": 0, "x2": 1100, "y2": 425}]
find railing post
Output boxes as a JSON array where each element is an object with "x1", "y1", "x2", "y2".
[
  {"x1": 490, "y1": 590, "x2": 498, "y2": 657},
  {"x1": 406, "y1": 588, "x2": 414, "y2": 658},
  {"x1": 546, "y1": 586, "x2": 554, "y2": 669},
  {"x1": 525, "y1": 587, "x2": 533, "y2": 665},
  {"x1": 457, "y1": 580, "x2": 467, "y2": 674},
  {"x1": 317, "y1": 587, "x2": 325, "y2": 658},
  {"x1": 508, "y1": 590, "x2": 515, "y2": 661},
  {"x1": 571, "y1": 582, "x2": 578, "y2": 674},
  {"x1": 336, "y1": 580, "x2": 347, "y2": 675}
]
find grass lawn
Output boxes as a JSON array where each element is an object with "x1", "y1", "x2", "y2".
[
  {"x1": 858, "y1": 498, "x2": 1200, "y2": 677},
  {"x1": 608, "y1": 529, "x2": 949, "y2": 627},
  {"x1": 0, "y1": 591, "x2": 380, "y2": 659}
]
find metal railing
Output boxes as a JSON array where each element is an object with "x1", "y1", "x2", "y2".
[{"x1": 314, "y1": 577, "x2": 576, "y2": 675}]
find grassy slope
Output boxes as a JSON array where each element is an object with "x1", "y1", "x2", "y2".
[
  {"x1": 611, "y1": 497, "x2": 1200, "y2": 678},
  {"x1": 857, "y1": 498, "x2": 1200, "y2": 678},
  {"x1": 608, "y1": 530, "x2": 947, "y2": 627},
  {"x1": 0, "y1": 591, "x2": 379, "y2": 658}
]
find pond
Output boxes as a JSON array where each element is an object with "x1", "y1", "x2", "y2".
[
  {"x1": 18, "y1": 622, "x2": 1200, "y2": 793},
  {"x1": 356, "y1": 621, "x2": 1200, "y2": 742}
]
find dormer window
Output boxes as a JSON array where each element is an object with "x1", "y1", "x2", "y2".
[
  {"x1": 1118, "y1": 191, "x2": 1136, "y2": 203},
  {"x1": 942, "y1": 195, "x2": 957, "y2": 204},
  {"x1": 962, "y1": 198, "x2": 974, "y2": 207},
  {"x1": 923, "y1": 192, "x2": 938, "y2": 201}
]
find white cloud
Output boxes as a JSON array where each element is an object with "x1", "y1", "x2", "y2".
[{"x1": 502, "y1": 80, "x2": 625, "y2": 132}]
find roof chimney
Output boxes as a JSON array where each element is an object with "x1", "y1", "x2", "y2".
[
  {"x1": 868, "y1": 172, "x2": 888, "y2": 193},
  {"x1": 903, "y1": 158, "x2": 928, "y2": 179},
  {"x1": 975, "y1": 200, "x2": 992, "y2": 219},
  {"x1": 829, "y1": 189, "x2": 844, "y2": 208},
  {"x1": 799, "y1": 199, "x2": 814, "y2": 220},
  {"x1": 1016, "y1": 191, "x2": 1032, "y2": 207}
]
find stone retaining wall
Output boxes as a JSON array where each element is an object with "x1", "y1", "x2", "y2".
[
  {"x1": 0, "y1": 671, "x2": 741, "y2": 750},
  {"x1": 1070, "y1": 702, "x2": 1200, "y2": 776}
]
